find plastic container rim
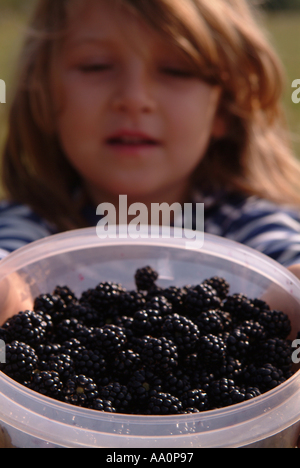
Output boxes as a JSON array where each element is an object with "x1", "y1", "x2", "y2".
[
  {"x1": 0, "y1": 225, "x2": 300, "y2": 292},
  {"x1": 1, "y1": 364, "x2": 300, "y2": 423}
]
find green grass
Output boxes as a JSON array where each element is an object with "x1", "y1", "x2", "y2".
[
  {"x1": 260, "y1": 11, "x2": 300, "y2": 157},
  {"x1": 0, "y1": 8, "x2": 33, "y2": 159}
]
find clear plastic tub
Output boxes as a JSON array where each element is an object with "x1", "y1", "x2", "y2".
[{"x1": 1, "y1": 226, "x2": 300, "y2": 448}]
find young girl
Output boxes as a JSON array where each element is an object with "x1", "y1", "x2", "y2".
[{"x1": 1, "y1": 0, "x2": 300, "y2": 278}]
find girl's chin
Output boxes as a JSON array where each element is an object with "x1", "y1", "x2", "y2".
[{"x1": 87, "y1": 186, "x2": 165, "y2": 205}]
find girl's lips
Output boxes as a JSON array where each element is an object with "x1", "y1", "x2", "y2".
[
  {"x1": 105, "y1": 141, "x2": 161, "y2": 156},
  {"x1": 105, "y1": 130, "x2": 161, "y2": 154},
  {"x1": 106, "y1": 130, "x2": 161, "y2": 144}
]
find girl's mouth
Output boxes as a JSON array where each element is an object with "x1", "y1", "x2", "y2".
[
  {"x1": 107, "y1": 129, "x2": 160, "y2": 145},
  {"x1": 106, "y1": 131, "x2": 161, "y2": 154},
  {"x1": 107, "y1": 136, "x2": 159, "y2": 146}
]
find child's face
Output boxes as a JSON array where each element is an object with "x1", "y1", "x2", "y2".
[{"x1": 54, "y1": 0, "x2": 222, "y2": 204}]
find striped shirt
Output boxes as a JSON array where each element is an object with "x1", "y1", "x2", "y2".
[{"x1": 0, "y1": 190, "x2": 300, "y2": 267}]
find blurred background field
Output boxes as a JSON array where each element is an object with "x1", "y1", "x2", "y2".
[
  {"x1": 263, "y1": 9, "x2": 300, "y2": 158},
  {"x1": 0, "y1": 0, "x2": 300, "y2": 167}
]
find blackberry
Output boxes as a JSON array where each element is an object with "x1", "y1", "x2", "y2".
[
  {"x1": 235, "y1": 320, "x2": 266, "y2": 343},
  {"x1": 91, "y1": 325, "x2": 127, "y2": 354},
  {"x1": 159, "y1": 286, "x2": 186, "y2": 314},
  {"x1": 162, "y1": 314, "x2": 200, "y2": 354},
  {"x1": 91, "y1": 398, "x2": 117, "y2": 412},
  {"x1": 63, "y1": 374, "x2": 98, "y2": 407},
  {"x1": 162, "y1": 369, "x2": 191, "y2": 397},
  {"x1": 117, "y1": 290, "x2": 146, "y2": 316},
  {"x1": 39, "y1": 353, "x2": 75, "y2": 382},
  {"x1": 202, "y1": 276, "x2": 230, "y2": 300},
  {"x1": 180, "y1": 352, "x2": 199, "y2": 371},
  {"x1": 27, "y1": 370, "x2": 63, "y2": 400},
  {"x1": 257, "y1": 309, "x2": 291, "y2": 339},
  {"x1": 111, "y1": 349, "x2": 141, "y2": 381},
  {"x1": 189, "y1": 366, "x2": 216, "y2": 393},
  {"x1": 225, "y1": 328, "x2": 250, "y2": 360},
  {"x1": 143, "y1": 285, "x2": 164, "y2": 299},
  {"x1": 33, "y1": 311, "x2": 53, "y2": 337},
  {"x1": 73, "y1": 348, "x2": 107, "y2": 381},
  {"x1": 222, "y1": 294, "x2": 260, "y2": 324},
  {"x1": 99, "y1": 382, "x2": 132, "y2": 413},
  {"x1": 198, "y1": 334, "x2": 227, "y2": 363},
  {"x1": 209, "y1": 378, "x2": 245, "y2": 408},
  {"x1": 73, "y1": 323, "x2": 95, "y2": 348},
  {"x1": 0, "y1": 327, "x2": 9, "y2": 343},
  {"x1": 225, "y1": 386, "x2": 247, "y2": 405},
  {"x1": 240, "y1": 385, "x2": 261, "y2": 400},
  {"x1": 132, "y1": 309, "x2": 163, "y2": 337},
  {"x1": 253, "y1": 338, "x2": 293, "y2": 374},
  {"x1": 60, "y1": 338, "x2": 84, "y2": 360},
  {"x1": 134, "y1": 266, "x2": 159, "y2": 291},
  {"x1": 132, "y1": 335, "x2": 178, "y2": 373},
  {"x1": 102, "y1": 306, "x2": 123, "y2": 326},
  {"x1": 185, "y1": 407, "x2": 200, "y2": 413},
  {"x1": 35, "y1": 343, "x2": 61, "y2": 361},
  {"x1": 212, "y1": 355, "x2": 243, "y2": 381},
  {"x1": 147, "y1": 392, "x2": 183, "y2": 415},
  {"x1": 243, "y1": 363, "x2": 286, "y2": 392},
  {"x1": 82, "y1": 282, "x2": 126, "y2": 312},
  {"x1": 3, "y1": 310, "x2": 48, "y2": 347},
  {"x1": 113, "y1": 316, "x2": 134, "y2": 341},
  {"x1": 252, "y1": 298, "x2": 271, "y2": 312},
  {"x1": 145, "y1": 295, "x2": 173, "y2": 317},
  {"x1": 54, "y1": 318, "x2": 81, "y2": 343},
  {"x1": 33, "y1": 293, "x2": 66, "y2": 324},
  {"x1": 193, "y1": 310, "x2": 225, "y2": 336},
  {"x1": 63, "y1": 302, "x2": 103, "y2": 327},
  {"x1": 181, "y1": 353, "x2": 211, "y2": 380},
  {"x1": 55, "y1": 319, "x2": 94, "y2": 348},
  {"x1": 127, "y1": 368, "x2": 162, "y2": 404},
  {"x1": 183, "y1": 284, "x2": 221, "y2": 317},
  {"x1": 181, "y1": 388, "x2": 210, "y2": 412},
  {"x1": 53, "y1": 285, "x2": 77, "y2": 305},
  {"x1": 218, "y1": 311, "x2": 233, "y2": 332},
  {"x1": 1, "y1": 341, "x2": 38, "y2": 382}
]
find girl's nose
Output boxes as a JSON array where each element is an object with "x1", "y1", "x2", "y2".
[{"x1": 112, "y1": 64, "x2": 157, "y2": 116}]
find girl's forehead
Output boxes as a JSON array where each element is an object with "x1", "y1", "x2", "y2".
[
  {"x1": 61, "y1": 0, "x2": 221, "y2": 80},
  {"x1": 64, "y1": 0, "x2": 167, "y2": 54},
  {"x1": 67, "y1": 0, "x2": 160, "y2": 46}
]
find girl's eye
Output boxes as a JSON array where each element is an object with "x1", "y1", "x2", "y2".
[
  {"x1": 78, "y1": 64, "x2": 112, "y2": 73},
  {"x1": 162, "y1": 68, "x2": 195, "y2": 78}
]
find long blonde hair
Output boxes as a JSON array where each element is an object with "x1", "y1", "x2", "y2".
[{"x1": 2, "y1": 0, "x2": 300, "y2": 232}]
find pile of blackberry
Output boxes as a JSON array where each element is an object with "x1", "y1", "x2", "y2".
[{"x1": 0, "y1": 266, "x2": 297, "y2": 415}]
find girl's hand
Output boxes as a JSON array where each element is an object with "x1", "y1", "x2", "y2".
[
  {"x1": 287, "y1": 264, "x2": 300, "y2": 281},
  {"x1": 0, "y1": 273, "x2": 33, "y2": 326}
]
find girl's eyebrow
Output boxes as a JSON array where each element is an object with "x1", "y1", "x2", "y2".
[{"x1": 66, "y1": 36, "x2": 117, "y2": 49}]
